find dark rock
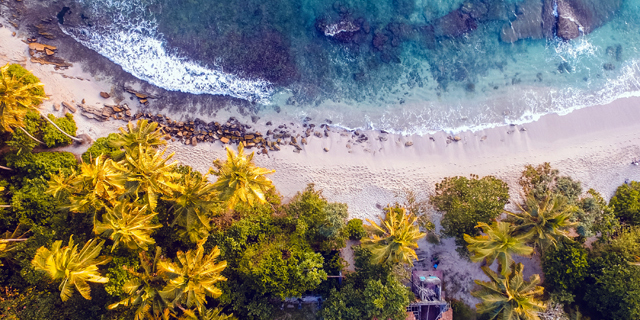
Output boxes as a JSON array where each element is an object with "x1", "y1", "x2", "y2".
[
  {"x1": 558, "y1": 62, "x2": 573, "y2": 73},
  {"x1": 251, "y1": 115, "x2": 260, "y2": 123},
  {"x1": 433, "y1": 10, "x2": 477, "y2": 38},
  {"x1": 500, "y1": 0, "x2": 544, "y2": 43},
  {"x1": 266, "y1": 121, "x2": 272, "y2": 126},
  {"x1": 405, "y1": 141, "x2": 413, "y2": 147},
  {"x1": 556, "y1": 0, "x2": 622, "y2": 41},
  {"x1": 603, "y1": 63, "x2": 615, "y2": 71}
]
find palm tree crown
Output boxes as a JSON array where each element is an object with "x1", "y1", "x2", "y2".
[
  {"x1": 210, "y1": 142, "x2": 275, "y2": 209},
  {"x1": 94, "y1": 201, "x2": 161, "y2": 251},
  {"x1": 31, "y1": 236, "x2": 111, "y2": 301},
  {"x1": 180, "y1": 308, "x2": 237, "y2": 320},
  {"x1": 465, "y1": 221, "x2": 533, "y2": 275},
  {"x1": 108, "y1": 247, "x2": 172, "y2": 320},
  {"x1": 506, "y1": 194, "x2": 577, "y2": 250},
  {"x1": 165, "y1": 168, "x2": 219, "y2": 242},
  {"x1": 159, "y1": 240, "x2": 227, "y2": 313},
  {"x1": 361, "y1": 205, "x2": 426, "y2": 266},
  {"x1": 472, "y1": 262, "x2": 546, "y2": 320},
  {"x1": 0, "y1": 63, "x2": 47, "y2": 132},
  {"x1": 110, "y1": 120, "x2": 167, "y2": 159}
]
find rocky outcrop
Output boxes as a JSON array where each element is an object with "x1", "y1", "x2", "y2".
[
  {"x1": 556, "y1": 0, "x2": 621, "y2": 40},
  {"x1": 433, "y1": 9, "x2": 477, "y2": 38},
  {"x1": 500, "y1": 0, "x2": 544, "y2": 43}
]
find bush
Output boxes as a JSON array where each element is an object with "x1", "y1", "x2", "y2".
[
  {"x1": 5, "y1": 151, "x2": 77, "y2": 181},
  {"x1": 542, "y1": 238, "x2": 589, "y2": 302},
  {"x1": 609, "y1": 181, "x2": 640, "y2": 225},
  {"x1": 81, "y1": 133, "x2": 122, "y2": 163},
  {"x1": 42, "y1": 113, "x2": 77, "y2": 148},
  {"x1": 6, "y1": 111, "x2": 41, "y2": 154},
  {"x1": 346, "y1": 218, "x2": 366, "y2": 240},
  {"x1": 431, "y1": 175, "x2": 509, "y2": 250},
  {"x1": 450, "y1": 299, "x2": 477, "y2": 320}
]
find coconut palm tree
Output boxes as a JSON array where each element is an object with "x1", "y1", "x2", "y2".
[
  {"x1": 94, "y1": 201, "x2": 161, "y2": 251},
  {"x1": 210, "y1": 142, "x2": 275, "y2": 209},
  {"x1": 472, "y1": 262, "x2": 546, "y2": 320},
  {"x1": 31, "y1": 236, "x2": 111, "y2": 301},
  {"x1": 113, "y1": 146, "x2": 180, "y2": 210},
  {"x1": 1, "y1": 63, "x2": 81, "y2": 142},
  {"x1": 464, "y1": 221, "x2": 533, "y2": 275},
  {"x1": 110, "y1": 120, "x2": 167, "y2": 159},
  {"x1": 506, "y1": 194, "x2": 577, "y2": 251},
  {"x1": 180, "y1": 308, "x2": 237, "y2": 320},
  {"x1": 0, "y1": 225, "x2": 29, "y2": 266},
  {"x1": 0, "y1": 63, "x2": 47, "y2": 133},
  {"x1": 108, "y1": 247, "x2": 173, "y2": 320},
  {"x1": 361, "y1": 205, "x2": 426, "y2": 267},
  {"x1": 159, "y1": 240, "x2": 227, "y2": 313},
  {"x1": 164, "y1": 168, "x2": 219, "y2": 242}
]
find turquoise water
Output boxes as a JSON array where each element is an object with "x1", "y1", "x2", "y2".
[{"x1": 61, "y1": 0, "x2": 640, "y2": 133}]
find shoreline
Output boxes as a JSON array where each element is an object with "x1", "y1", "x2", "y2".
[
  {"x1": 1, "y1": 21, "x2": 639, "y2": 218},
  {"x1": 3, "y1": 14, "x2": 640, "y2": 307}
]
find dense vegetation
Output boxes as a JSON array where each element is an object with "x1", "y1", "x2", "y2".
[{"x1": 2, "y1": 64, "x2": 639, "y2": 320}]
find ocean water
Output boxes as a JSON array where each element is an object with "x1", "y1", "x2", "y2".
[{"x1": 60, "y1": 0, "x2": 640, "y2": 134}]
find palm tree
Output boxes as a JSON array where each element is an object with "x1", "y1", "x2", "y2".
[
  {"x1": 180, "y1": 308, "x2": 237, "y2": 320},
  {"x1": 110, "y1": 120, "x2": 167, "y2": 159},
  {"x1": 506, "y1": 194, "x2": 577, "y2": 251},
  {"x1": 0, "y1": 225, "x2": 29, "y2": 266},
  {"x1": 361, "y1": 205, "x2": 426, "y2": 266},
  {"x1": 94, "y1": 201, "x2": 161, "y2": 251},
  {"x1": 113, "y1": 146, "x2": 180, "y2": 210},
  {"x1": 1, "y1": 63, "x2": 81, "y2": 142},
  {"x1": 210, "y1": 142, "x2": 275, "y2": 209},
  {"x1": 108, "y1": 247, "x2": 173, "y2": 320},
  {"x1": 164, "y1": 168, "x2": 219, "y2": 242},
  {"x1": 464, "y1": 221, "x2": 533, "y2": 275},
  {"x1": 159, "y1": 240, "x2": 227, "y2": 313},
  {"x1": 0, "y1": 63, "x2": 47, "y2": 133},
  {"x1": 31, "y1": 236, "x2": 111, "y2": 301},
  {"x1": 472, "y1": 262, "x2": 546, "y2": 320}
]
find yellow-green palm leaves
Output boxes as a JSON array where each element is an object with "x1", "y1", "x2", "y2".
[
  {"x1": 464, "y1": 221, "x2": 533, "y2": 275},
  {"x1": 0, "y1": 63, "x2": 47, "y2": 132},
  {"x1": 361, "y1": 205, "x2": 426, "y2": 266},
  {"x1": 108, "y1": 247, "x2": 172, "y2": 320},
  {"x1": 31, "y1": 236, "x2": 111, "y2": 301},
  {"x1": 110, "y1": 120, "x2": 167, "y2": 159},
  {"x1": 94, "y1": 202, "x2": 161, "y2": 251},
  {"x1": 0, "y1": 225, "x2": 29, "y2": 266},
  {"x1": 165, "y1": 169, "x2": 219, "y2": 242},
  {"x1": 180, "y1": 308, "x2": 237, "y2": 320},
  {"x1": 159, "y1": 240, "x2": 227, "y2": 313},
  {"x1": 210, "y1": 142, "x2": 275, "y2": 209},
  {"x1": 114, "y1": 147, "x2": 180, "y2": 210},
  {"x1": 472, "y1": 262, "x2": 546, "y2": 320},
  {"x1": 506, "y1": 195, "x2": 577, "y2": 250}
]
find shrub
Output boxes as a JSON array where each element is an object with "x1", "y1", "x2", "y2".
[
  {"x1": 431, "y1": 175, "x2": 509, "y2": 250},
  {"x1": 6, "y1": 111, "x2": 41, "y2": 154},
  {"x1": 81, "y1": 133, "x2": 122, "y2": 163},
  {"x1": 346, "y1": 219, "x2": 367, "y2": 240},
  {"x1": 5, "y1": 151, "x2": 77, "y2": 181},
  {"x1": 42, "y1": 113, "x2": 77, "y2": 148},
  {"x1": 609, "y1": 181, "x2": 640, "y2": 225},
  {"x1": 542, "y1": 238, "x2": 589, "y2": 302}
]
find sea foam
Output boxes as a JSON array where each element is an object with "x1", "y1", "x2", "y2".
[{"x1": 60, "y1": 0, "x2": 273, "y2": 103}]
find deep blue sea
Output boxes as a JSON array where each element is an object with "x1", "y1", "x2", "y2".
[{"x1": 61, "y1": 0, "x2": 640, "y2": 134}]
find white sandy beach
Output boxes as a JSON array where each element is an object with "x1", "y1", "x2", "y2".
[{"x1": 2, "y1": 21, "x2": 640, "y2": 306}]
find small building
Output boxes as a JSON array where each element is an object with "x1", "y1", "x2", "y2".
[{"x1": 406, "y1": 270, "x2": 450, "y2": 320}]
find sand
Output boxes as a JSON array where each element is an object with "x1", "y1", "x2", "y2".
[{"x1": 2, "y1": 20, "x2": 640, "y2": 306}]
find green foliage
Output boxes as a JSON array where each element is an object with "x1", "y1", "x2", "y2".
[
  {"x1": 320, "y1": 247, "x2": 411, "y2": 320},
  {"x1": 5, "y1": 151, "x2": 77, "y2": 181},
  {"x1": 4, "y1": 64, "x2": 45, "y2": 99},
  {"x1": 104, "y1": 254, "x2": 139, "y2": 298},
  {"x1": 582, "y1": 253, "x2": 640, "y2": 320},
  {"x1": 431, "y1": 175, "x2": 509, "y2": 251},
  {"x1": 576, "y1": 189, "x2": 619, "y2": 239},
  {"x1": 81, "y1": 133, "x2": 122, "y2": 163},
  {"x1": 286, "y1": 184, "x2": 348, "y2": 251},
  {"x1": 42, "y1": 113, "x2": 77, "y2": 148},
  {"x1": 346, "y1": 218, "x2": 367, "y2": 240},
  {"x1": 555, "y1": 176, "x2": 583, "y2": 203},
  {"x1": 542, "y1": 238, "x2": 589, "y2": 302},
  {"x1": 6, "y1": 111, "x2": 40, "y2": 154},
  {"x1": 610, "y1": 181, "x2": 640, "y2": 225},
  {"x1": 519, "y1": 162, "x2": 559, "y2": 201},
  {"x1": 450, "y1": 299, "x2": 477, "y2": 320}
]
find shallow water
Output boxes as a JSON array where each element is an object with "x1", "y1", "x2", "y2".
[{"x1": 61, "y1": 0, "x2": 640, "y2": 133}]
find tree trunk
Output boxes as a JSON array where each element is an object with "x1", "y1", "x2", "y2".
[
  {"x1": 0, "y1": 238, "x2": 27, "y2": 242},
  {"x1": 0, "y1": 205, "x2": 10, "y2": 208},
  {"x1": 41, "y1": 114, "x2": 83, "y2": 142},
  {"x1": 17, "y1": 126, "x2": 44, "y2": 145},
  {"x1": 0, "y1": 165, "x2": 12, "y2": 171}
]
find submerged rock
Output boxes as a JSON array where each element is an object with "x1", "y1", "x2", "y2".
[
  {"x1": 500, "y1": 0, "x2": 544, "y2": 43},
  {"x1": 556, "y1": 0, "x2": 622, "y2": 40}
]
